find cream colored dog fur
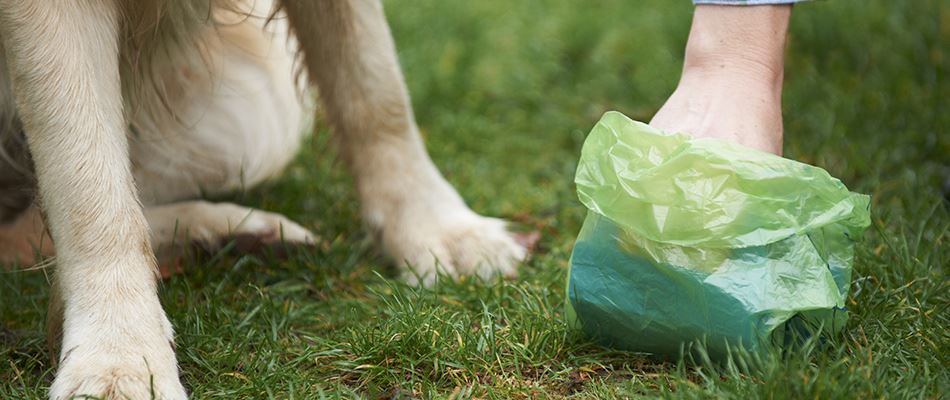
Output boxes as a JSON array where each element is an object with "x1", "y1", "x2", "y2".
[{"x1": 0, "y1": 1, "x2": 527, "y2": 398}]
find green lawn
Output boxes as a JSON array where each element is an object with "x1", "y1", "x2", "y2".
[{"x1": 2, "y1": 0, "x2": 947, "y2": 398}]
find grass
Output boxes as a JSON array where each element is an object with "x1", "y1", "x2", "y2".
[{"x1": 2, "y1": 0, "x2": 947, "y2": 398}]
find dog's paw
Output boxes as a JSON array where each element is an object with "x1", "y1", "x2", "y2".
[
  {"x1": 183, "y1": 202, "x2": 315, "y2": 249},
  {"x1": 380, "y1": 207, "x2": 531, "y2": 286},
  {"x1": 49, "y1": 363, "x2": 186, "y2": 400},
  {"x1": 49, "y1": 321, "x2": 186, "y2": 400}
]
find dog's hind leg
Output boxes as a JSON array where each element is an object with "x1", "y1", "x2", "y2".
[
  {"x1": 0, "y1": 200, "x2": 315, "y2": 277},
  {"x1": 122, "y1": 4, "x2": 314, "y2": 275},
  {"x1": 281, "y1": 0, "x2": 530, "y2": 286},
  {"x1": 145, "y1": 201, "x2": 315, "y2": 276},
  {"x1": 0, "y1": 2, "x2": 185, "y2": 399}
]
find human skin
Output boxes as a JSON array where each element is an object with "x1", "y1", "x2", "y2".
[{"x1": 649, "y1": 5, "x2": 792, "y2": 155}]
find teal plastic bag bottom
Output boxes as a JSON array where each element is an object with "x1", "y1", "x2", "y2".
[{"x1": 566, "y1": 212, "x2": 851, "y2": 360}]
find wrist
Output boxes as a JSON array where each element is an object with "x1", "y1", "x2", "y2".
[{"x1": 681, "y1": 5, "x2": 791, "y2": 90}]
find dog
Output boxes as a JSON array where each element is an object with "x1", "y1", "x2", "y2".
[{"x1": 0, "y1": 1, "x2": 529, "y2": 398}]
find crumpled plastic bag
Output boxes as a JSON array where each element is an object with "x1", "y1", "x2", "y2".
[{"x1": 566, "y1": 111, "x2": 871, "y2": 359}]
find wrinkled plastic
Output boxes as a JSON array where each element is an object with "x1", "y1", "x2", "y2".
[{"x1": 566, "y1": 112, "x2": 871, "y2": 359}]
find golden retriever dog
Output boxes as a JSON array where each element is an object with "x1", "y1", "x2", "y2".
[{"x1": 0, "y1": 1, "x2": 528, "y2": 398}]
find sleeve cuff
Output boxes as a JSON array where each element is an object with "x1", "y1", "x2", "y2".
[{"x1": 693, "y1": 0, "x2": 805, "y2": 4}]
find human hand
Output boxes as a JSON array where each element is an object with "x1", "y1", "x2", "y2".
[{"x1": 649, "y1": 5, "x2": 791, "y2": 155}]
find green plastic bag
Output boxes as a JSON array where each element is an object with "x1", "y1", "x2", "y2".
[{"x1": 566, "y1": 112, "x2": 871, "y2": 359}]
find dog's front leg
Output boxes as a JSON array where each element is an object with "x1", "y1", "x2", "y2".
[
  {"x1": 0, "y1": 3, "x2": 185, "y2": 399},
  {"x1": 282, "y1": 0, "x2": 529, "y2": 286}
]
